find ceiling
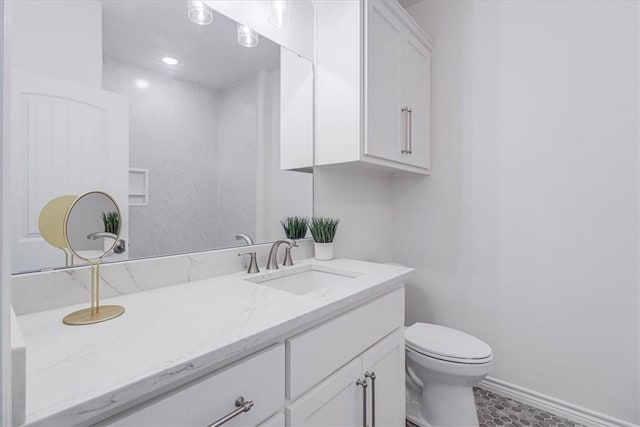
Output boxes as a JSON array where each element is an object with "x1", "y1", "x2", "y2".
[{"x1": 101, "y1": 1, "x2": 280, "y2": 90}]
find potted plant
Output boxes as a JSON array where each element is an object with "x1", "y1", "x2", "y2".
[
  {"x1": 309, "y1": 217, "x2": 339, "y2": 261},
  {"x1": 101, "y1": 211, "x2": 120, "y2": 252},
  {"x1": 280, "y1": 216, "x2": 309, "y2": 240}
]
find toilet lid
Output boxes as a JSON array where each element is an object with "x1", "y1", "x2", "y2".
[{"x1": 405, "y1": 323, "x2": 492, "y2": 362}]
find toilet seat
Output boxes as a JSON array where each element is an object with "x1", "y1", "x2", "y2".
[{"x1": 405, "y1": 323, "x2": 492, "y2": 365}]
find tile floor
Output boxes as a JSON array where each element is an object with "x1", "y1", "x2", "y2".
[{"x1": 406, "y1": 387, "x2": 584, "y2": 427}]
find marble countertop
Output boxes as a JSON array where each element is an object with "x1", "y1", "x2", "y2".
[{"x1": 16, "y1": 258, "x2": 412, "y2": 426}]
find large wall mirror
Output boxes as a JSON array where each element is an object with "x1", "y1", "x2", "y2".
[{"x1": 10, "y1": 0, "x2": 314, "y2": 274}]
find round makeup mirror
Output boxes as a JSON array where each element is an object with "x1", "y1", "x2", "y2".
[
  {"x1": 62, "y1": 191, "x2": 125, "y2": 325},
  {"x1": 64, "y1": 191, "x2": 122, "y2": 262}
]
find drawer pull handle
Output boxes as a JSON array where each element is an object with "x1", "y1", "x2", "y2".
[
  {"x1": 357, "y1": 378, "x2": 368, "y2": 427},
  {"x1": 365, "y1": 371, "x2": 376, "y2": 427},
  {"x1": 207, "y1": 396, "x2": 254, "y2": 427}
]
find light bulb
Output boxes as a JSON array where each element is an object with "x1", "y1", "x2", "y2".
[
  {"x1": 162, "y1": 57, "x2": 179, "y2": 65},
  {"x1": 269, "y1": 0, "x2": 290, "y2": 28},
  {"x1": 134, "y1": 79, "x2": 149, "y2": 90},
  {"x1": 237, "y1": 24, "x2": 259, "y2": 48},
  {"x1": 187, "y1": 0, "x2": 213, "y2": 25}
]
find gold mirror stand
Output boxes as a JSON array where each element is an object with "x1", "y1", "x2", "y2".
[
  {"x1": 62, "y1": 261, "x2": 124, "y2": 325},
  {"x1": 62, "y1": 191, "x2": 125, "y2": 326}
]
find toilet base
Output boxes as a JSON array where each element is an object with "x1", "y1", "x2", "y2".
[
  {"x1": 421, "y1": 382, "x2": 479, "y2": 426},
  {"x1": 405, "y1": 356, "x2": 483, "y2": 427},
  {"x1": 406, "y1": 400, "x2": 432, "y2": 426},
  {"x1": 406, "y1": 384, "x2": 432, "y2": 426}
]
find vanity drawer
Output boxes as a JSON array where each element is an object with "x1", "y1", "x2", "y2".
[
  {"x1": 286, "y1": 287, "x2": 404, "y2": 399},
  {"x1": 107, "y1": 344, "x2": 284, "y2": 427}
]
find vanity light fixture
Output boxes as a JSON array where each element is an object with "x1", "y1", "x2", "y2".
[
  {"x1": 162, "y1": 56, "x2": 179, "y2": 65},
  {"x1": 269, "y1": 0, "x2": 290, "y2": 28},
  {"x1": 237, "y1": 24, "x2": 259, "y2": 48},
  {"x1": 187, "y1": 0, "x2": 213, "y2": 25}
]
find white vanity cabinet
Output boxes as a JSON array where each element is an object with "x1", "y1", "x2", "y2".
[
  {"x1": 101, "y1": 287, "x2": 405, "y2": 427},
  {"x1": 316, "y1": 0, "x2": 432, "y2": 175}
]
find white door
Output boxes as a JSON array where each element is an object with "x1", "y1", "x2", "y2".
[
  {"x1": 11, "y1": 69, "x2": 129, "y2": 272},
  {"x1": 402, "y1": 31, "x2": 432, "y2": 169},
  {"x1": 365, "y1": 0, "x2": 405, "y2": 163},
  {"x1": 286, "y1": 359, "x2": 364, "y2": 427},
  {"x1": 361, "y1": 329, "x2": 406, "y2": 427}
]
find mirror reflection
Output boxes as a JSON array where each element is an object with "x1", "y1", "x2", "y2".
[
  {"x1": 65, "y1": 192, "x2": 122, "y2": 262},
  {"x1": 10, "y1": 1, "x2": 314, "y2": 273}
]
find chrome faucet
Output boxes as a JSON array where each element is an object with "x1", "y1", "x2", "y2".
[
  {"x1": 238, "y1": 251, "x2": 260, "y2": 273},
  {"x1": 235, "y1": 234, "x2": 255, "y2": 246},
  {"x1": 87, "y1": 232, "x2": 118, "y2": 240},
  {"x1": 266, "y1": 239, "x2": 296, "y2": 270}
]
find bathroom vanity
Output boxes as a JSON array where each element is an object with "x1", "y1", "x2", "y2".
[{"x1": 13, "y1": 258, "x2": 411, "y2": 426}]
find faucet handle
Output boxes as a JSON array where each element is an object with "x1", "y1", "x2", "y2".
[
  {"x1": 282, "y1": 241, "x2": 298, "y2": 266},
  {"x1": 238, "y1": 251, "x2": 259, "y2": 274}
]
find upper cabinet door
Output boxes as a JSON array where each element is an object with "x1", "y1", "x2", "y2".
[
  {"x1": 365, "y1": 1, "x2": 405, "y2": 163},
  {"x1": 403, "y1": 30, "x2": 432, "y2": 170}
]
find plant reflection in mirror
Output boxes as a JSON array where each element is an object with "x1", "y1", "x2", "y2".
[
  {"x1": 281, "y1": 216, "x2": 309, "y2": 239},
  {"x1": 102, "y1": 211, "x2": 120, "y2": 234}
]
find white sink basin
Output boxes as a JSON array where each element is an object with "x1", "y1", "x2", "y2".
[{"x1": 245, "y1": 264, "x2": 361, "y2": 295}]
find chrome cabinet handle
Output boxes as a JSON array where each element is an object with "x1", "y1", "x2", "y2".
[
  {"x1": 407, "y1": 108, "x2": 413, "y2": 154},
  {"x1": 207, "y1": 396, "x2": 254, "y2": 427},
  {"x1": 357, "y1": 378, "x2": 368, "y2": 427},
  {"x1": 365, "y1": 371, "x2": 376, "y2": 427},
  {"x1": 401, "y1": 107, "x2": 413, "y2": 155}
]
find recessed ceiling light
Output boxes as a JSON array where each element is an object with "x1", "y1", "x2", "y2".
[
  {"x1": 135, "y1": 79, "x2": 150, "y2": 89},
  {"x1": 162, "y1": 57, "x2": 179, "y2": 65}
]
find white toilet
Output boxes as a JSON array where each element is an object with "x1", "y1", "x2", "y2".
[{"x1": 405, "y1": 323, "x2": 493, "y2": 427}]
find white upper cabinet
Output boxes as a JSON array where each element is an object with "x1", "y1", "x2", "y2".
[{"x1": 316, "y1": 0, "x2": 433, "y2": 175}]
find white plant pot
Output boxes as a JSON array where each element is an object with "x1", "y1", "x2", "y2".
[{"x1": 314, "y1": 242, "x2": 334, "y2": 261}]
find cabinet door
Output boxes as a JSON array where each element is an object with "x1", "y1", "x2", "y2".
[
  {"x1": 361, "y1": 329, "x2": 406, "y2": 427},
  {"x1": 365, "y1": 0, "x2": 405, "y2": 163},
  {"x1": 402, "y1": 30, "x2": 432, "y2": 170},
  {"x1": 287, "y1": 359, "x2": 364, "y2": 427}
]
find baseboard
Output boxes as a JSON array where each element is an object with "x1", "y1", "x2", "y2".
[{"x1": 479, "y1": 377, "x2": 638, "y2": 427}]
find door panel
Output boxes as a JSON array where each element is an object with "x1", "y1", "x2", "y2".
[
  {"x1": 287, "y1": 359, "x2": 363, "y2": 427},
  {"x1": 362, "y1": 329, "x2": 406, "y2": 427},
  {"x1": 403, "y1": 32, "x2": 431, "y2": 169},
  {"x1": 365, "y1": 0, "x2": 404, "y2": 163},
  {"x1": 11, "y1": 70, "x2": 129, "y2": 272}
]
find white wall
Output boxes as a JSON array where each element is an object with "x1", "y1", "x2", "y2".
[
  {"x1": 103, "y1": 57, "x2": 221, "y2": 258},
  {"x1": 314, "y1": 166, "x2": 393, "y2": 262},
  {"x1": 10, "y1": 0, "x2": 101, "y2": 87},
  {"x1": 395, "y1": 0, "x2": 639, "y2": 423}
]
